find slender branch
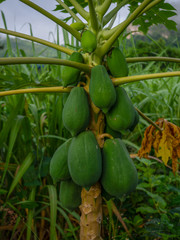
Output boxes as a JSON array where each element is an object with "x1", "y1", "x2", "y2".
[
  {"x1": 112, "y1": 71, "x2": 180, "y2": 85},
  {"x1": 99, "y1": 0, "x2": 152, "y2": 56},
  {"x1": 126, "y1": 56, "x2": 180, "y2": 64},
  {"x1": 56, "y1": 0, "x2": 82, "y2": 22},
  {"x1": 130, "y1": 154, "x2": 180, "y2": 174},
  {"x1": 68, "y1": 0, "x2": 89, "y2": 21},
  {"x1": 19, "y1": 0, "x2": 81, "y2": 41},
  {"x1": 0, "y1": 87, "x2": 72, "y2": 97},
  {"x1": 0, "y1": 57, "x2": 91, "y2": 73},
  {"x1": 88, "y1": 0, "x2": 99, "y2": 32},
  {"x1": 103, "y1": 0, "x2": 130, "y2": 26},
  {"x1": 111, "y1": 200, "x2": 133, "y2": 240},
  {"x1": 0, "y1": 28, "x2": 74, "y2": 55},
  {"x1": 135, "y1": 108, "x2": 162, "y2": 132},
  {"x1": 96, "y1": 0, "x2": 112, "y2": 19}
]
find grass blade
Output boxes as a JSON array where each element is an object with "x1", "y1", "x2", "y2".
[
  {"x1": 0, "y1": 116, "x2": 24, "y2": 187},
  {"x1": 7, "y1": 153, "x2": 33, "y2": 198},
  {"x1": 26, "y1": 187, "x2": 36, "y2": 240},
  {"x1": 47, "y1": 185, "x2": 57, "y2": 240}
]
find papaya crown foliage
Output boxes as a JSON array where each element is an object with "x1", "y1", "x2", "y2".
[{"x1": 54, "y1": 0, "x2": 177, "y2": 34}]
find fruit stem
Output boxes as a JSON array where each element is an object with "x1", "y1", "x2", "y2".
[
  {"x1": 0, "y1": 28, "x2": 74, "y2": 55},
  {"x1": 69, "y1": 0, "x2": 90, "y2": 21},
  {"x1": 19, "y1": 0, "x2": 81, "y2": 41},
  {"x1": 0, "y1": 57, "x2": 92, "y2": 73},
  {"x1": 56, "y1": 0, "x2": 82, "y2": 23},
  {"x1": 112, "y1": 71, "x2": 180, "y2": 85}
]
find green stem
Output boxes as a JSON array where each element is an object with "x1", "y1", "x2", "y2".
[
  {"x1": 112, "y1": 71, "x2": 180, "y2": 85},
  {"x1": 126, "y1": 56, "x2": 180, "y2": 64},
  {"x1": 69, "y1": 0, "x2": 89, "y2": 21},
  {"x1": 0, "y1": 57, "x2": 91, "y2": 73},
  {"x1": 56, "y1": 0, "x2": 82, "y2": 22},
  {"x1": 103, "y1": 0, "x2": 130, "y2": 26},
  {"x1": 99, "y1": 0, "x2": 152, "y2": 56},
  {"x1": 96, "y1": 0, "x2": 112, "y2": 20},
  {"x1": 0, "y1": 28, "x2": 74, "y2": 55},
  {"x1": 0, "y1": 86, "x2": 72, "y2": 97},
  {"x1": 88, "y1": 0, "x2": 99, "y2": 32},
  {"x1": 19, "y1": 0, "x2": 81, "y2": 41},
  {"x1": 135, "y1": 108, "x2": 162, "y2": 132}
]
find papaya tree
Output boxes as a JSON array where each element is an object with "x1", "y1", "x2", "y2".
[{"x1": 0, "y1": 0, "x2": 180, "y2": 239}]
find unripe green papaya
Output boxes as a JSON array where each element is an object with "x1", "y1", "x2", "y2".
[
  {"x1": 62, "y1": 52, "x2": 84, "y2": 87},
  {"x1": 50, "y1": 139, "x2": 72, "y2": 183},
  {"x1": 89, "y1": 65, "x2": 116, "y2": 113},
  {"x1": 106, "y1": 87, "x2": 136, "y2": 132},
  {"x1": 62, "y1": 87, "x2": 90, "y2": 136},
  {"x1": 101, "y1": 138, "x2": 138, "y2": 198},
  {"x1": 81, "y1": 30, "x2": 97, "y2": 53},
  {"x1": 68, "y1": 131, "x2": 102, "y2": 187},
  {"x1": 107, "y1": 47, "x2": 128, "y2": 77},
  {"x1": 60, "y1": 180, "x2": 82, "y2": 210},
  {"x1": 70, "y1": 22, "x2": 85, "y2": 31},
  {"x1": 129, "y1": 109, "x2": 139, "y2": 132}
]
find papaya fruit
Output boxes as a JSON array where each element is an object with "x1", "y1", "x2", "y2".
[
  {"x1": 89, "y1": 65, "x2": 116, "y2": 113},
  {"x1": 106, "y1": 86, "x2": 136, "y2": 132},
  {"x1": 107, "y1": 47, "x2": 128, "y2": 77},
  {"x1": 50, "y1": 139, "x2": 72, "y2": 183},
  {"x1": 68, "y1": 131, "x2": 102, "y2": 187},
  {"x1": 81, "y1": 30, "x2": 97, "y2": 53},
  {"x1": 101, "y1": 138, "x2": 138, "y2": 198},
  {"x1": 62, "y1": 87, "x2": 90, "y2": 136},
  {"x1": 62, "y1": 52, "x2": 84, "y2": 87},
  {"x1": 70, "y1": 22, "x2": 85, "y2": 31},
  {"x1": 60, "y1": 179, "x2": 82, "y2": 210},
  {"x1": 129, "y1": 109, "x2": 139, "y2": 132}
]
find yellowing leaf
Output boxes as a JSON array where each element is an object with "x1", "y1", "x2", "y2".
[
  {"x1": 138, "y1": 118, "x2": 180, "y2": 174},
  {"x1": 156, "y1": 131, "x2": 172, "y2": 165}
]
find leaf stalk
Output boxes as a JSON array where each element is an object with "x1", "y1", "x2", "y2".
[
  {"x1": 19, "y1": 0, "x2": 81, "y2": 41},
  {"x1": 0, "y1": 28, "x2": 74, "y2": 55}
]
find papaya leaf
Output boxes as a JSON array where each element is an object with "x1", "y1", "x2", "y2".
[{"x1": 129, "y1": 0, "x2": 177, "y2": 34}]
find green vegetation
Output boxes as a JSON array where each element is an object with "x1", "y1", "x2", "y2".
[{"x1": 0, "y1": 1, "x2": 180, "y2": 239}]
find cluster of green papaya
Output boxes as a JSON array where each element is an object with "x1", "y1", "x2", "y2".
[{"x1": 50, "y1": 43, "x2": 139, "y2": 210}]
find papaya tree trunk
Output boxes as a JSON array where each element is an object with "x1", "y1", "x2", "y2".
[{"x1": 79, "y1": 183, "x2": 103, "y2": 240}]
